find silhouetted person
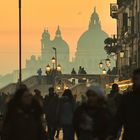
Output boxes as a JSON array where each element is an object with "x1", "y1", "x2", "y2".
[
  {"x1": 73, "y1": 85, "x2": 112, "y2": 140},
  {"x1": 107, "y1": 84, "x2": 122, "y2": 116},
  {"x1": 108, "y1": 68, "x2": 140, "y2": 140},
  {"x1": 44, "y1": 87, "x2": 59, "y2": 140},
  {"x1": 37, "y1": 68, "x2": 42, "y2": 76},
  {"x1": 1, "y1": 84, "x2": 46, "y2": 140},
  {"x1": 78, "y1": 66, "x2": 82, "y2": 75},
  {"x1": 34, "y1": 89, "x2": 44, "y2": 108},
  {"x1": 81, "y1": 68, "x2": 87, "y2": 74},
  {"x1": 71, "y1": 68, "x2": 77, "y2": 75},
  {"x1": 37, "y1": 68, "x2": 42, "y2": 84},
  {"x1": 59, "y1": 89, "x2": 76, "y2": 140}
]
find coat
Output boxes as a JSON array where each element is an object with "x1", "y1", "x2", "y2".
[
  {"x1": 73, "y1": 103, "x2": 112, "y2": 140},
  {"x1": 1, "y1": 100, "x2": 46, "y2": 140},
  {"x1": 59, "y1": 96, "x2": 76, "y2": 126},
  {"x1": 111, "y1": 91, "x2": 140, "y2": 140}
]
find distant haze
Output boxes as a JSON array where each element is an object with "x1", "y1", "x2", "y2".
[{"x1": 0, "y1": 0, "x2": 116, "y2": 75}]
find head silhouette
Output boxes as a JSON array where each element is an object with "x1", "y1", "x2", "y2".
[
  {"x1": 48, "y1": 87, "x2": 55, "y2": 96},
  {"x1": 112, "y1": 83, "x2": 119, "y2": 93},
  {"x1": 62, "y1": 89, "x2": 74, "y2": 100},
  {"x1": 13, "y1": 84, "x2": 32, "y2": 107}
]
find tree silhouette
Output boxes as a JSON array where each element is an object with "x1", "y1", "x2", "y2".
[{"x1": 104, "y1": 37, "x2": 121, "y2": 55}]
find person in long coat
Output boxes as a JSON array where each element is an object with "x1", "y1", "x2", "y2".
[{"x1": 1, "y1": 84, "x2": 47, "y2": 140}]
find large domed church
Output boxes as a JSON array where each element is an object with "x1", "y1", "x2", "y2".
[
  {"x1": 73, "y1": 7, "x2": 108, "y2": 74},
  {"x1": 0, "y1": 7, "x2": 110, "y2": 87}
]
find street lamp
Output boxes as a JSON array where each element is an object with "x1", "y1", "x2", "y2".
[
  {"x1": 53, "y1": 47, "x2": 57, "y2": 69},
  {"x1": 105, "y1": 58, "x2": 111, "y2": 67},
  {"x1": 46, "y1": 64, "x2": 51, "y2": 73},
  {"x1": 120, "y1": 51, "x2": 125, "y2": 58},
  {"x1": 51, "y1": 57, "x2": 56, "y2": 64},
  {"x1": 99, "y1": 61, "x2": 103, "y2": 69},
  {"x1": 57, "y1": 64, "x2": 62, "y2": 71},
  {"x1": 51, "y1": 56, "x2": 56, "y2": 69},
  {"x1": 99, "y1": 58, "x2": 111, "y2": 73},
  {"x1": 102, "y1": 68, "x2": 107, "y2": 75}
]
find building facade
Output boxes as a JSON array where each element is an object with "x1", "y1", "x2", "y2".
[{"x1": 110, "y1": 0, "x2": 140, "y2": 79}]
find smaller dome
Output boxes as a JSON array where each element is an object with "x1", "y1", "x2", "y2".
[
  {"x1": 53, "y1": 38, "x2": 69, "y2": 52},
  {"x1": 53, "y1": 26, "x2": 69, "y2": 52}
]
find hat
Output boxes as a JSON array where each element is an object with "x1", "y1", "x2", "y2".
[{"x1": 87, "y1": 84, "x2": 105, "y2": 97}]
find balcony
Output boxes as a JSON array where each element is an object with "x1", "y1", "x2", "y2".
[{"x1": 110, "y1": 3, "x2": 118, "y2": 19}]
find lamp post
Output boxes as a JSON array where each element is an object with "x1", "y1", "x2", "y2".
[
  {"x1": 105, "y1": 58, "x2": 111, "y2": 68},
  {"x1": 46, "y1": 64, "x2": 51, "y2": 74},
  {"x1": 18, "y1": 0, "x2": 22, "y2": 84},
  {"x1": 98, "y1": 57, "x2": 111, "y2": 73},
  {"x1": 45, "y1": 58, "x2": 62, "y2": 86},
  {"x1": 57, "y1": 64, "x2": 62, "y2": 72},
  {"x1": 53, "y1": 47, "x2": 57, "y2": 69},
  {"x1": 99, "y1": 61, "x2": 103, "y2": 69},
  {"x1": 51, "y1": 57, "x2": 56, "y2": 69},
  {"x1": 102, "y1": 68, "x2": 107, "y2": 75}
]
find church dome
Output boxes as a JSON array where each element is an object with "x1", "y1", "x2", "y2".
[
  {"x1": 77, "y1": 28, "x2": 108, "y2": 53},
  {"x1": 76, "y1": 7, "x2": 108, "y2": 53},
  {"x1": 52, "y1": 26, "x2": 69, "y2": 53},
  {"x1": 74, "y1": 7, "x2": 108, "y2": 74}
]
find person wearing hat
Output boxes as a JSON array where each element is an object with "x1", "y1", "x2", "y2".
[{"x1": 73, "y1": 84, "x2": 112, "y2": 140}]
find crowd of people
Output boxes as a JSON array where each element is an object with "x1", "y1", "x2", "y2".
[{"x1": 0, "y1": 68, "x2": 140, "y2": 140}]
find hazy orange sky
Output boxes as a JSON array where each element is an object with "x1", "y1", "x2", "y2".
[{"x1": 0, "y1": 0, "x2": 116, "y2": 75}]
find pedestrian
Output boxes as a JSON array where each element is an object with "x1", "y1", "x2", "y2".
[
  {"x1": 1, "y1": 84, "x2": 46, "y2": 140},
  {"x1": 34, "y1": 89, "x2": 44, "y2": 108},
  {"x1": 59, "y1": 89, "x2": 76, "y2": 140},
  {"x1": 107, "y1": 68, "x2": 140, "y2": 140},
  {"x1": 107, "y1": 83, "x2": 122, "y2": 116},
  {"x1": 44, "y1": 87, "x2": 59, "y2": 140},
  {"x1": 73, "y1": 84, "x2": 112, "y2": 140},
  {"x1": 37, "y1": 68, "x2": 42, "y2": 84},
  {"x1": 37, "y1": 68, "x2": 42, "y2": 76}
]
